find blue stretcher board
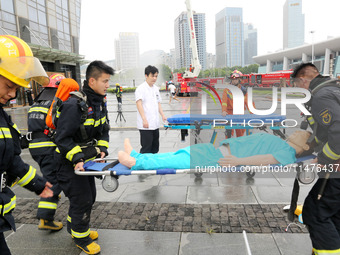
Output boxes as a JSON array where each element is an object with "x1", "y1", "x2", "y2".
[{"x1": 167, "y1": 114, "x2": 285, "y2": 125}]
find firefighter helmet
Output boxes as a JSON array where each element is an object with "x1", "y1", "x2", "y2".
[
  {"x1": 116, "y1": 83, "x2": 120, "y2": 86},
  {"x1": 0, "y1": 35, "x2": 49, "y2": 88},
  {"x1": 230, "y1": 70, "x2": 243, "y2": 78},
  {"x1": 46, "y1": 73, "x2": 65, "y2": 88}
]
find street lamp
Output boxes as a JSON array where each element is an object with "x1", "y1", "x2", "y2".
[{"x1": 310, "y1": 31, "x2": 315, "y2": 64}]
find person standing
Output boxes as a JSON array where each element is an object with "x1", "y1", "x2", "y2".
[
  {"x1": 291, "y1": 62, "x2": 340, "y2": 255},
  {"x1": 0, "y1": 35, "x2": 53, "y2": 254},
  {"x1": 135, "y1": 65, "x2": 166, "y2": 153},
  {"x1": 54, "y1": 61, "x2": 114, "y2": 254},
  {"x1": 168, "y1": 81, "x2": 180, "y2": 104},
  {"x1": 222, "y1": 70, "x2": 252, "y2": 137},
  {"x1": 115, "y1": 83, "x2": 122, "y2": 104},
  {"x1": 28, "y1": 73, "x2": 65, "y2": 231}
]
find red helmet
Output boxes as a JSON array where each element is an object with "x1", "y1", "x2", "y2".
[
  {"x1": 230, "y1": 70, "x2": 243, "y2": 78},
  {"x1": 46, "y1": 73, "x2": 65, "y2": 88}
]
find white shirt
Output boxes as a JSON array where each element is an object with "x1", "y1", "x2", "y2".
[
  {"x1": 168, "y1": 84, "x2": 176, "y2": 93},
  {"x1": 135, "y1": 81, "x2": 162, "y2": 130}
]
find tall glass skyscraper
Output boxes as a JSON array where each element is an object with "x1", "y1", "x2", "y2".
[
  {"x1": 114, "y1": 32, "x2": 140, "y2": 70},
  {"x1": 174, "y1": 11, "x2": 207, "y2": 70},
  {"x1": 215, "y1": 7, "x2": 244, "y2": 68},
  {"x1": 283, "y1": 0, "x2": 305, "y2": 49}
]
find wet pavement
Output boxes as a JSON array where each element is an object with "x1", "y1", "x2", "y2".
[{"x1": 4, "y1": 87, "x2": 314, "y2": 254}]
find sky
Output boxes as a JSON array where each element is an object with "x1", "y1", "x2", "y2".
[{"x1": 79, "y1": 0, "x2": 340, "y2": 62}]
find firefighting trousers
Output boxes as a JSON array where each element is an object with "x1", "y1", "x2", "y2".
[
  {"x1": 302, "y1": 177, "x2": 340, "y2": 252},
  {"x1": 0, "y1": 232, "x2": 11, "y2": 255},
  {"x1": 33, "y1": 154, "x2": 62, "y2": 220},
  {"x1": 58, "y1": 162, "x2": 96, "y2": 246}
]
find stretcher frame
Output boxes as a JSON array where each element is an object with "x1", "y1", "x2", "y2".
[{"x1": 76, "y1": 154, "x2": 317, "y2": 192}]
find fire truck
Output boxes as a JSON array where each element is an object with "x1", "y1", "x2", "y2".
[
  {"x1": 171, "y1": 0, "x2": 201, "y2": 97},
  {"x1": 245, "y1": 70, "x2": 293, "y2": 87}
]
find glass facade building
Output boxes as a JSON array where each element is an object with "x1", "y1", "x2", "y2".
[
  {"x1": 283, "y1": 0, "x2": 305, "y2": 49},
  {"x1": 174, "y1": 12, "x2": 207, "y2": 70},
  {"x1": 215, "y1": 7, "x2": 244, "y2": 68}
]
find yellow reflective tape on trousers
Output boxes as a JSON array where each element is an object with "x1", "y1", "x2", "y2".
[
  {"x1": 67, "y1": 215, "x2": 72, "y2": 223},
  {"x1": 323, "y1": 142, "x2": 340, "y2": 160},
  {"x1": 222, "y1": 103, "x2": 227, "y2": 107},
  {"x1": 28, "y1": 107, "x2": 48, "y2": 114},
  {"x1": 0, "y1": 128, "x2": 12, "y2": 138},
  {"x1": 71, "y1": 228, "x2": 90, "y2": 239},
  {"x1": 38, "y1": 201, "x2": 57, "y2": 210},
  {"x1": 66, "y1": 145, "x2": 82, "y2": 161},
  {"x1": 17, "y1": 166, "x2": 36, "y2": 187},
  {"x1": 29, "y1": 141, "x2": 56, "y2": 149},
  {"x1": 97, "y1": 140, "x2": 108, "y2": 148},
  {"x1": 313, "y1": 248, "x2": 340, "y2": 254},
  {"x1": 0, "y1": 195, "x2": 16, "y2": 216}
]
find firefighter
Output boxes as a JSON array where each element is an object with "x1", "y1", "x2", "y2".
[
  {"x1": 54, "y1": 61, "x2": 114, "y2": 254},
  {"x1": 115, "y1": 83, "x2": 122, "y2": 104},
  {"x1": 221, "y1": 70, "x2": 252, "y2": 137},
  {"x1": 0, "y1": 35, "x2": 53, "y2": 254},
  {"x1": 27, "y1": 73, "x2": 65, "y2": 231},
  {"x1": 291, "y1": 62, "x2": 340, "y2": 254}
]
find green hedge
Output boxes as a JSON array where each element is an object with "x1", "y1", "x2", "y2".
[{"x1": 108, "y1": 87, "x2": 167, "y2": 93}]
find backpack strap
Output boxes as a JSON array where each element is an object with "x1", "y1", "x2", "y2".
[{"x1": 70, "y1": 91, "x2": 89, "y2": 141}]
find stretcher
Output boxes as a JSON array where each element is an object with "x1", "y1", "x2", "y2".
[
  {"x1": 165, "y1": 113, "x2": 287, "y2": 143},
  {"x1": 76, "y1": 154, "x2": 317, "y2": 193}
]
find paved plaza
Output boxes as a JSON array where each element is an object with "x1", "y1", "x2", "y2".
[{"x1": 4, "y1": 88, "x2": 314, "y2": 254}]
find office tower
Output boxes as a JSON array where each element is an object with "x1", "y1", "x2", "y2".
[
  {"x1": 215, "y1": 7, "x2": 244, "y2": 68},
  {"x1": 0, "y1": 0, "x2": 82, "y2": 105},
  {"x1": 174, "y1": 11, "x2": 207, "y2": 70},
  {"x1": 114, "y1": 32, "x2": 140, "y2": 70},
  {"x1": 244, "y1": 23, "x2": 258, "y2": 65},
  {"x1": 283, "y1": 0, "x2": 305, "y2": 49}
]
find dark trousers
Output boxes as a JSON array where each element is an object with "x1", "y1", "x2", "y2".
[
  {"x1": 58, "y1": 163, "x2": 96, "y2": 246},
  {"x1": 303, "y1": 177, "x2": 340, "y2": 251},
  {"x1": 0, "y1": 232, "x2": 11, "y2": 255},
  {"x1": 117, "y1": 97, "x2": 122, "y2": 104},
  {"x1": 139, "y1": 129, "x2": 159, "y2": 154},
  {"x1": 33, "y1": 154, "x2": 62, "y2": 220}
]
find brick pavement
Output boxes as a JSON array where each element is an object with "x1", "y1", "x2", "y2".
[{"x1": 13, "y1": 198, "x2": 307, "y2": 234}]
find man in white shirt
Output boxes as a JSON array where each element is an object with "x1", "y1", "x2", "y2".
[
  {"x1": 135, "y1": 65, "x2": 167, "y2": 153},
  {"x1": 168, "y1": 81, "x2": 180, "y2": 104}
]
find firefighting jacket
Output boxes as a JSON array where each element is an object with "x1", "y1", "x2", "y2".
[
  {"x1": 27, "y1": 87, "x2": 57, "y2": 156},
  {"x1": 308, "y1": 75, "x2": 340, "y2": 165},
  {"x1": 54, "y1": 83, "x2": 109, "y2": 166},
  {"x1": 0, "y1": 106, "x2": 47, "y2": 232},
  {"x1": 222, "y1": 86, "x2": 251, "y2": 114}
]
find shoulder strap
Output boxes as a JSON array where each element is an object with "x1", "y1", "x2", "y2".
[
  {"x1": 311, "y1": 79, "x2": 340, "y2": 95},
  {"x1": 70, "y1": 91, "x2": 88, "y2": 140}
]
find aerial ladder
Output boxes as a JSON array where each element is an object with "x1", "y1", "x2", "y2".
[{"x1": 183, "y1": 0, "x2": 201, "y2": 79}]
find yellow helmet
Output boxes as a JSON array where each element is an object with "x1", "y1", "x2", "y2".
[
  {"x1": 0, "y1": 35, "x2": 49, "y2": 88},
  {"x1": 116, "y1": 83, "x2": 120, "y2": 86}
]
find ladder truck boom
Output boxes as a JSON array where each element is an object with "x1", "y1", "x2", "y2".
[{"x1": 183, "y1": 0, "x2": 201, "y2": 78}]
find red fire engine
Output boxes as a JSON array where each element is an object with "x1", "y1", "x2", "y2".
[{"x1": 244, "y1": 70, "x2": 293, "y2": 87}]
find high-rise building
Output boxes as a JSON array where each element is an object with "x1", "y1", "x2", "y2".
[
  {"x1": 244, "y1": 23, "x2": 258, "y2": 65},
  {"x1": 0, "y1": 0, "x2": 83, "y2": 104},
  {"x1": 114, "y1": 32, "x2": 140, "y2": 70},
  {"x1": 174, "y1": 11, "x2": 207, "y2": 70},
  {"x1": 215, "y1": 7, "x2": 244, "y2": 68},
  {"x1": 283, "y1": 0, "x2": 305, "y2": 49}
]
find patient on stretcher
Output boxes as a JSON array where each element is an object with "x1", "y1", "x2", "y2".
[{"x1": 118, "y1": 130, "x2": 314, "y2": 170}]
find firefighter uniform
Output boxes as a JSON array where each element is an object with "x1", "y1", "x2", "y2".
[
  {"x1": 54, "y1": 81, "x2": 109, "y2": 249},
  {"x1": 302, "y1": 75, "x2": 340, "y2": 254},
  {"x1": 115, "y1": 83, "x2": 122, "y2": 104},
  {"x1": 0, "y1": 107, "x2": 49, "y2": 253},
  {"x1": 221, "y1": 87, "x2": 251, "y2": 137},
  {"x1": 28, "y1": 87, "x2": 62, "y2": 226}
]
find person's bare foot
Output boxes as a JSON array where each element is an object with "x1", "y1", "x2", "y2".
[
  {"x1": 118, "y1": 151, "x2": 136, "y2": 168},
  {"x1": 124, "y1": 138, "x2": 133, "y2": 155}
]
